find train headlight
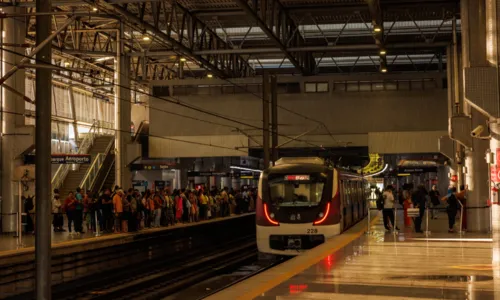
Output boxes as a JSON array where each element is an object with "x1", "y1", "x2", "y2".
[
  {"x1": 270, "y1": 213, "x2": 275, "y2": 219},
  {"x1": 318, "y1": 212, "x2": 324, "y2": 218}
]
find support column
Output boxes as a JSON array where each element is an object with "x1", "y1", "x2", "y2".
[
  {"x1": 271, "y1": 74, "x2": 278, "y2": 165},
  {"x1": 1, "y1": 7, "x2": 26, "y2": 232},
  {"x1": 35, "y1": 0, "x2": 52, "y2": 298},
  {"x1": 262, "y1": 72, "x2": 270, "y2": 169},
  {"x1": 462, "y1": 0, "x2": 490, "y2": 231},
  {"x1": 115, "y1": 22, "x2": 132, "y2": 189}
]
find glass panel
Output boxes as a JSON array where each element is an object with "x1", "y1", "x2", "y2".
[
  {"x1": 305, "y1": 83, "x2": 317, "y2": 93},
  {"x1": 398, "y1": 81, "x2": 410, "y2": 90},
  {"x1": 385, "y1": 81, "x2": 397, "y2": 91},
  {"x1": 268, "y1": 173, "x2": 326, "y2": 207},
  {"x1": 346, "y1": 82, "x2": 358, "y2": 92},
  {"x1": 372, "y1": 82, "x2": 384, "y2": 91},
  {"x1": 334, "y1": 82, "x2": 346, "y2": 91},
  {"x1": 317, "y1": 82, "x2": 329, "y2": 92},
  {"x1": 359, "y1": 82, "x2": 371, "y2": 92}
]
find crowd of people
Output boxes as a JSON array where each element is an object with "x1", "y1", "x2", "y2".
[
  {"x1": 376, "y1": 183, "x2": 467, "y2": 233},
  {"x1": 49, "y1": 185, "x2": 257, "y2": 235}
]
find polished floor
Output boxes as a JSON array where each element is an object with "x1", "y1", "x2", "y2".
[{"x1": 254, "y1": 214, "x2": 500, "y2": 300}]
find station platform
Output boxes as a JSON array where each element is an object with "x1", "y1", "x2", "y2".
[
  {"x1": 0, "y1": 213, "x2": 251, "y2": 257},
  {"x1": 209, "y1": 210, "x2": 500, "y2": 300}
]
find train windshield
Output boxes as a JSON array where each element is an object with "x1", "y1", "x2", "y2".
[{"x1": 268, "y1": 173, "x2": 326, "y2": 207}]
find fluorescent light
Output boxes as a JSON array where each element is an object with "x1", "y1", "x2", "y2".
[
  {"x1": 143, "y1": 36, "x2": 150, "y2": 41},
  {"x1": 364, "y1": 164, "x2": 388, "y2": 178},
  {"x1": 381, "y1": 68, "x2": 387, "y2": 73},
  {"x1": 397, "y1": 173, "x2": 411, "y2": 176},
  {"x1": 180, "y1": 58, "x2": 186, "y2": 62},
  {"x1": 230, "y1": 166, "x2": 262, "y2": 173},
  {"x1": 92, "y1": 7, "x2": 98, "y2": 11},
  {"x1": 64, "y1": 62, "x2": 70, "y2": 67},
  {"x1": 207, "y1": 73, "x2": 213, "y2": 78},
  {"x1": 373, "y1": 26, "x2": 382, "y2": 33},
  {"x1": 379, "y1": 49, "x2": 386, "y2": 55},
  {"x1": 95, "y1": 56, "x2": 114, "y2": 62}
]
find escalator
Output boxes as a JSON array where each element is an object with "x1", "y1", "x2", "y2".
[{"x1": 87, "y1": 140, "x2": 115, "y2": 195}]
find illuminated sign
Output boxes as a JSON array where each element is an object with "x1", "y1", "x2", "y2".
[
  {"x1": 51, "y1": 154, "x2": 91, "y2": 164},
  {"x1": 285, "y1": 175, "x2": 310, "y2": 181}
]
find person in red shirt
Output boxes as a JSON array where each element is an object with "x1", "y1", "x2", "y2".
[{"x1": 64, "y1": 192, "x2": 77, "y2": 234}]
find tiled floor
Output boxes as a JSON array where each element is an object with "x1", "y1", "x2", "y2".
[{"x1": 255, "y1": 214, "x2": 500, "y2": 299}]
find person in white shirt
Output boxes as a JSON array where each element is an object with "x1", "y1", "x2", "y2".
[{"x1": 382, "y1": 185, "x2": 399, "y2": 231}]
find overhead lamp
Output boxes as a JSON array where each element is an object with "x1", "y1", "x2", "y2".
[
  {"x1": 381, "y1": 67, "x2": 387, "y2": 73},
  {"x1": 143, "y1": 36, "x2": 150, "y2": 41},
  {"x1": 180, "y1": 57, "x2": 186, "y2": 62},
  {"x1": 207, "y1": 73, "x2": 213, "y2": 78},
  {"x1": 64, "y1": 62, "x2": 70, "y2": 67},
  {"x1": 95, "y1": 56, "x2": 114, "y2": 62},
  {"x1": 92, "y1": 7, "x2": 98, "y2": 12},
  {"x1": 373, "y1": 26, "x2": 382, "y2": 33},
  {"x1": 379, "y1": 49, "x2": 386, "y2": 55}
]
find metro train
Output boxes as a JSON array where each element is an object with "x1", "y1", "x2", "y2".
[{"x1": 256, "y1": 157, "x2": 369, "y2": 256}]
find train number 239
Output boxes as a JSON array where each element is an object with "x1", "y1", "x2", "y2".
[{"x1": 307, "y1": 229, "x2": 318, "y2": 234}]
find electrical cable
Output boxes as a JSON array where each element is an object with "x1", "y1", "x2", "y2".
[
  {"x1": 0, "y1": 46, "x2": 327, "y2": 148},
  {"x1": 0, "y1": 108, "x2": 246, "y2": 153}
]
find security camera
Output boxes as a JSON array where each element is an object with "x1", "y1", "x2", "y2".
[{"x1": 471, "y1": 125, "x2": 485, "y2": 137}]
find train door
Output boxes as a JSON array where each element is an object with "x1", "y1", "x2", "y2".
[{"x1": 345, "y1": 180, "x2": 351, "y2": 228}]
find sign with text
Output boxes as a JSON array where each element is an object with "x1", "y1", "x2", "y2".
[
  {"x1": 398, "y1": 167, "x2": 438, "y2": 174},
  {"x1": 187, "y1": 171, "x2": 230, "y2": 177},
  {"x1": 51, "y1": 154, "x2": 91, "y2": 164},
  {"x1": 130, "y1": 163, "x2": 176, "y2": 171}
]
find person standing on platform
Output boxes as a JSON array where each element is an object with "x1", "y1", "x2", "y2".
[
  {"x1": 113, "y1": 189, "x2": 124, "y2": 233},
  {"x1": 198, "y1": 189, "x2": 208, "y2": 220},
  {"x1": 74, "y1": 187, "x2": 84, "y2": 234},
  {"x1": 412, "y1": 185, "x2": 428, "y2": 233},
  {"x1": 221, "y1": 187, "x2": 229, "y2": 217},
  {"x1": 181, "y1": 189, "x2": 190, "y2": 223},
  {"x1": 83, "y1": 191, "x2": 91, "y2": 232},
  {"x1": 64, "y1": 191, "x2": 77, "y2": 235},
  {"x1": 382, "y1": 185, "x2": 397, "y2": 231},
  {"x1": 129, "y1": 188, "x2": 138, "y2": 232},
  {"x1": 100, "y1": 188, "x2": 113, "y2": 233},
  {"x1": 153, "y1": 193, "x2": 162, "y2": 227},
  {"x1": 429, "y1": 185, "x2": 441, "y2": 219},
  {"x1": 442, "y1": 187, "x2": 459, "y2": 233},
  {"x1": 174, "y1": 190, "x2": 183, "y2": 223},
  {"x1": 403, "y1": 190, "x2": 413, "y2": 228},
  {"x1": 52, "y1": 193, "x2": 64, "y2": 232}
]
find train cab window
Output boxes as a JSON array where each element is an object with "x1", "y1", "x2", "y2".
[{"x1": 268, "y1": 173, "x2": 326, "y2": 207}]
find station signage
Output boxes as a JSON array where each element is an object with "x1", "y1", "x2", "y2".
[
  {"x1": 130, "y1": 162, "x2": 177, "y2": 171},
  {"x1": 398, "y1": 167, "x2": 437, "y2": 174},
  {"x1": 187, "y1": 171, "x2": 230, "y2": 177},
  {"x1": 51, "y1": 154, "x2": 91, "y2": 164}
]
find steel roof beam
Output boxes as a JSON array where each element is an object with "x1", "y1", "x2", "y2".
[
  {"x1": 234, "y1": 0, "x2": 316, "y2": 75},
  {"x1": 96, "y1": 0, "x2": 254, "y2": 78},
  {"x1": 126, "y1": 42, "x2": 449, "y2": 56}
]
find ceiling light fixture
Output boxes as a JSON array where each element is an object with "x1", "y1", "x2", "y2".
[
  {"x1": 379, "y1": 49, "x2": 386, "y2": 55},
  {"x1": 143, "y1": 36, "x2": 150, "y2": 41},
  {"x1": 381, "y1": 68, "x2": 387, "y2": 73},
  {"x1": 95, "y1": 56, "x2": 114, "y2": 62},
  {"x1": 373, "y1": 26, "x2": 382, "y2": 33},
  {"x1": 92, "y1": 7, "x2": 98, "y2": 12},
  {"x1": 180, "y1": 58, "x2": 186, "y2": 62},
  {"x1": 207, "y1": 73, "x2": 213, "y2": 78}
]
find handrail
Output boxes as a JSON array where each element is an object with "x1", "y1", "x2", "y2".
[
  {"x1": 133, "y1": 120, "x2": 149, "y2": 143},
  {"x1": 81, "y1": 137, "x2": 115, "y2": 193},
  {"x1": 51, "y1": 120, "x2": 98, "y2": 191},
  {"x1": 79, "y1": 153, "x2": 105, "y2": 192}
]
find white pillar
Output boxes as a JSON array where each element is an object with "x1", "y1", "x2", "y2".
[{"x1": 1, "y1": 8, "x2": 26, "y2": 232}]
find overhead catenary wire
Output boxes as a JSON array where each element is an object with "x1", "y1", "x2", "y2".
[
  {"x1": 0, "y1": 46, "x2": 327, "y2": 149},
  {"x1": 0, "y1": 108, "x2": 246, "y2": 153}
]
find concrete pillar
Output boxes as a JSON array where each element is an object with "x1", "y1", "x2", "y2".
[
  {"x1": 461, "y1": 0, "x2": 490, "y2": 231},
  {"x1": 115, "y1": 23, "x2": 132, "y2": 189},
  {"x1": 1, "y1": 7, "x2": 26, "y2": 232}
]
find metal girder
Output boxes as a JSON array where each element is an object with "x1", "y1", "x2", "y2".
[
  {"x1": 234, "y1": 0, "x2": 316, "y2": 75},
  {"x1": 95, "y1": 0, "x2": 254, "y2": 78}
]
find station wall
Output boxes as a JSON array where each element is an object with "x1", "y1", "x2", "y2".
[{"x1": 149, "y1": 90, "x2": 447, "y2": 157}]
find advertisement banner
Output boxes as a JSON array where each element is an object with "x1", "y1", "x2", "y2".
[{"x1": 51, "y1": 154, "x2": 91, "y2": 164}]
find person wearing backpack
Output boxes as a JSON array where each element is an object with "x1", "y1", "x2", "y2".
[
  {"x1": 442, "y1": 187, "x2": 459, "y2": 233},
  {"x1": 429, "y1": 185, "x2": 441, "y2": 219},
  {"x1": 375, "y1": 188, "x2": 384, "y2": 211}
]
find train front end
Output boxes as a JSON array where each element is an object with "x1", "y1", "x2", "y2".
[{"x1": 256, "y1": 159, "x2": 340, "y2": 256}]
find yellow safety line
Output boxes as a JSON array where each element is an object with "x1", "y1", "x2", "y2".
[{"x1": 237, "y1": 215, "x2": 380, "y2": 300}]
